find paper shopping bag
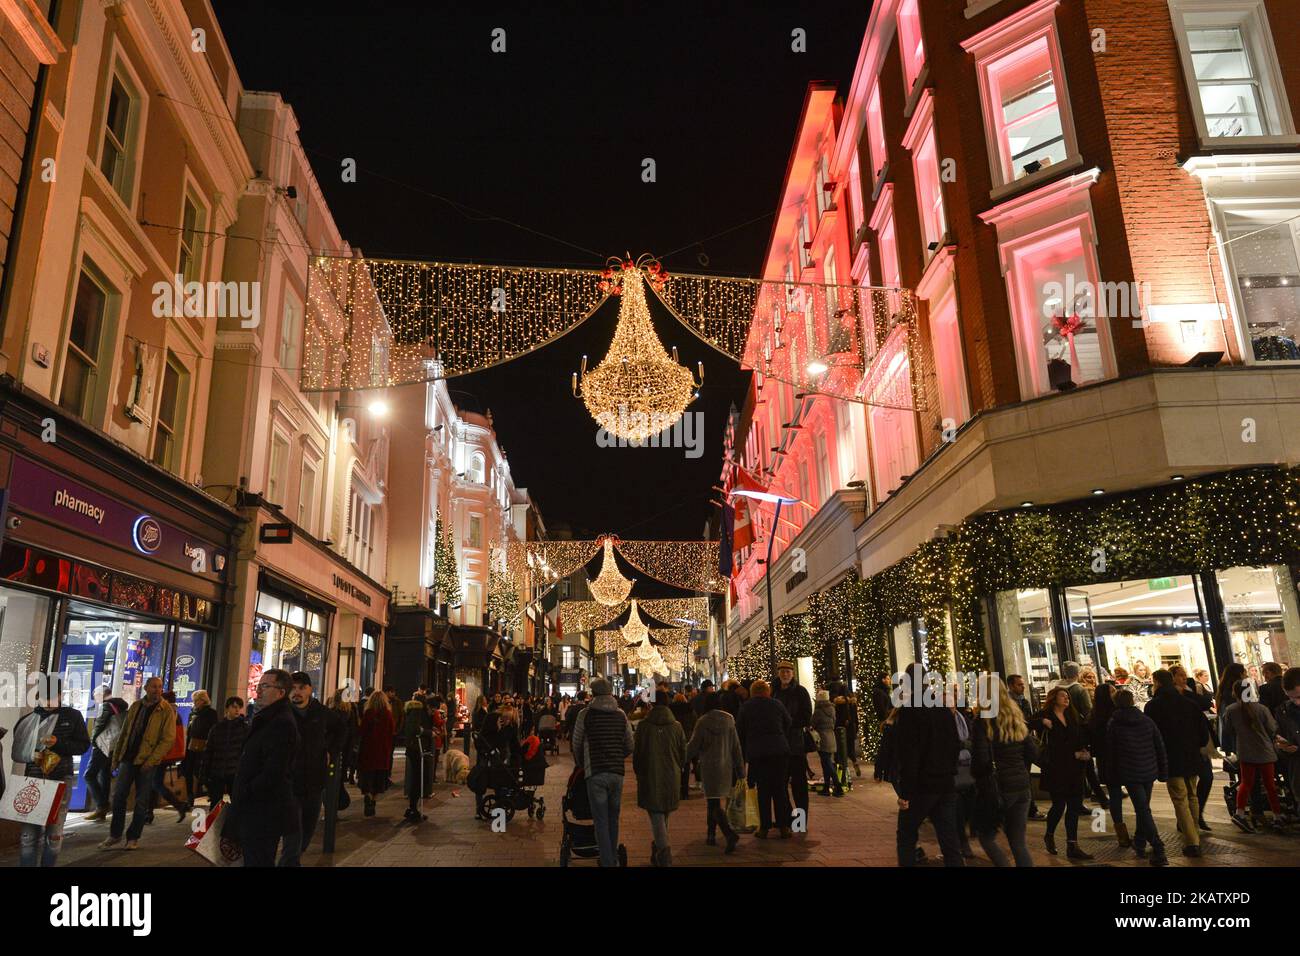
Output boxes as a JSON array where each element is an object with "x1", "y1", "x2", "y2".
[
  {"x1": 0, "y1": 774, "x2": 65, "y2": 827},
  {"x1": 194, "y1": 802, "x2": 242, "y2": 867},
  {"x1": 185, "y1": 801, "x2": 225, "y2": 851},
  {"x1": 726, "y1": 778, "x2": 747, "y2": 831},
  {"x1": 744, "y1": 784, "x2": 760, "y2": 830}
]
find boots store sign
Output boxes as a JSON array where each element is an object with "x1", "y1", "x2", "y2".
[{"x1": 7, "y1": 457, "x2": 227, "y2": 579}]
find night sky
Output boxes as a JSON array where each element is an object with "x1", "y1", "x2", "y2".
[{"x1": 211, "y1": 1, "x2": 871, "y2": 539}]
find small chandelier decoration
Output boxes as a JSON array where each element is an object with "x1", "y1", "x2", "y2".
[
  {"x1": 620, "y1": 599, "x2": 650, "y2": 644},
  {"x1": 588, "y1": 536, "x2": 634, "y2": 607},
  {"x1": 573, "y1": 256, "x2": 703, "y2": 442}
]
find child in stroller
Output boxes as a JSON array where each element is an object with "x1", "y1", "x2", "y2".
[
  {"x1": 537, "y1": 712, "x2": 560, "y2": 755},
  {"x1": 560, "y1": 765, "x2": 627, "y2": 867},
  {"x1": 469, "y1": 732, "x2": 546, "y2": 823}
]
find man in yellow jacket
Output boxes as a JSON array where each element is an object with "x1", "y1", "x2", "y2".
[{"x1": 98, "y1": 676, "x2": 176, "y2": 850}]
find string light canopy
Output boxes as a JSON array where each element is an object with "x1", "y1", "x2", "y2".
[
  {"x1": 620, "y1": 598, "x2": 651, "y2": 644},
  {"x1": 573, "y1": 258, "x2": 703, "y2": 441},
  {"x1": 588, "y1": 537, "x2": 635, "y2": 606},
  {"x1": 560, "y1": 597, "x2": 709, "y2": 634},
  {"x1": 301, "y1": 254, "x2": 919, "y2": 411}
]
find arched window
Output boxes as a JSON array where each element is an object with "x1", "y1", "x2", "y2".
[{"x1": 469, "y1": 452, "x2": 486, "y2": 484}]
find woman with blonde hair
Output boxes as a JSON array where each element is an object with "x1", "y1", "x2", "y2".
[
  {"x1": 979, "y1": 680, "x2": 1039, "y2": 866},
  {"x1": 358, "y1": 689, "x2": 396, "y2": 816},
  {"x1": 183, "y1": 690, "x2": 218, "y2": 804}
]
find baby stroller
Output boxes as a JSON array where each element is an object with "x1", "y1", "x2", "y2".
[
  {"x1": 537, "y1": 714, "x2": 560, "y2": 755},
  {"x1": 1222, "y1": 753, "x2": 1298, "y2": 828},
  {"x1": 469, "y1": 735, "x2": 544, "y2": 823},
  {"x1": 519, "y1": 734, "x2": 549, "y2": 820},
  {"x1": 560, "y1": 765, "x2": 626, "y2": 867}
]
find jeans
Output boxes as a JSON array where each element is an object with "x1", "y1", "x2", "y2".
[
  {"x1": 896, "y1": 791, "x2": 964, "y2": 867},
  {"x1": 1045, "y1": 791, "x2": 1086, "y2": 842},
  {"x1": 706, "y1": 797, "x2": 736, "y2": 842},
  {"x1": 647, "y1": 810, "x2": 670, "y2": 858},
  {"x1": 279, "y1": 787, "x2": 322, "y2": 867},
  {"x1": 206, "y1": 775, "x2": 234, "y2": 807},
  {"x1": 1195, "y1": 755, "x2": 1213, "y2": 818},
  {"x1": 110, "y1": 763, "x2": 157, "y2": 841},
  {"x1": 1125, "y1": 780, "x2": 1163, "y2": 852},
  {"x1": 975, "y1": 790, "x2": 1033, "y2": 867},
  {"x1": 750, "y1": 755, "x2": 791, "y2": 832},
  {"x1": 818, "y1": 751, "x2": 841, "y2": 794},
  {"x1": 586, "y1": 771, "x2": 623, "y2": 867},
  {"x1": 1166, "y1": 775, "x2": 1201, "y2": 847},
  {"x1": 85, "y1": 748, "x2": 113, "y2": 811},
  {"x1": 1104, "y1": 781, "x2": 1127, "y2": 832},
  {"x1": 19, "y1": 780, "x2": 71, "y2": 867}
]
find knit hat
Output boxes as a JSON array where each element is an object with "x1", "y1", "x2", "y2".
[
  {"x1": 590, "y1": 677, "x2": 613, "y2": 696},
  {"x1": 815, "y1": 688, "x2": 830, "y2": 701}
]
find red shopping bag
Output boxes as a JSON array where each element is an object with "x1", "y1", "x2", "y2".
[{"x1": 0, "y1": 775, "x2": 66, "y2": 827}]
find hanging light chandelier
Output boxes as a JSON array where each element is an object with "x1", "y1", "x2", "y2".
[
  {"x1": 621, "y1": 598, "x2": 650, "y2": 644},
  {"x1": 588, "y1": 537, "x2": 634, "y2": 606},
  {"x1": 573, "y1": 257, "x2": 703, "y2": 442}
]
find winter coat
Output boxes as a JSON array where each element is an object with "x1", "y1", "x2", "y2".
[
  {"x1": 1144, "y1": 687, "x2": 1209, "y2": 777},
  {"x1": 1107, "y1": 706, "x2": 1167, "y2": 785},
  {"x1": 186, "y1": 704, "x2": 219, "y2": 754},
  {"x1": 1259, "y1": 676, "x2": 1286, "y2": 714},
  {"x1": 1060, "y1": 680, "x2": 1092, "y2": 721},
  {"x1": 736, "y1": 695, "x2": 791, "y2": 762},
  {"x1": 871, "y1": 683, "x2": 893, "y2": 721},
  {"x1": 685, "y1": 708, "x2": 744, "y2": 799},
  {"x1": 772, "y1": 680, "x2": 812, "y2": 753},
  {"x1": 358, "y1": 706, "x2": 396, "y2": 773},
  {"x1": 670, "y1": 699, "x2": 698, "y2": 740},
  {"x1": 91, "y1": 697, "x2": 128, "y2": 757},
  {"x1": 401, "y1": 700, "x2": 433, "y2": 756},
  {"x1": 1222, "y1": 701, "x2": 1278, "y2": 764},
  {"x1": 894, "y1": 705, "x2": 961, "y2": 800},
  {"x1": 1034, "y1": 708, "x2": 1089, "y2": 796},
  {"x1": 718, "y1": 688, "x2": 743, "y2": 718},
  {"x1": 228, "y1": 696, "x2": 301, "y2": 840},
  {"x1": 1274, "y1": 701, "x2": 1300, "y2": 790},
  {"x1": 112, "y1": 698, "x2": 177, "y2": 769},
  {"x1": 11, "y1": 707, "x2": 89, "y2": 779},
  {"x1": 632, "y1": 705, "x2": 686, "y2": 813},
  {"x1": 571, "y1": 695, "x2": 633, "y2": 777},
  {"x1": 988, "y1": 723, "x2": 1039, "y2": 796},
  {"x1": 812, "y1": 699, "x2": 837, "y2": 753},
  {"x1": 290, "y1": 697, "x2": 343, "y2": 795},
  {"x1": 203, "y1": 716, "x2": 248, "y2": 781}
]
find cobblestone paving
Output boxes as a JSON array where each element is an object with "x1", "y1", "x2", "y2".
[{"x1": 8, "y1": 744, "x2": 1296, "y2": 868}]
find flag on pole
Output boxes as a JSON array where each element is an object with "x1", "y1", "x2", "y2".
[
  {"x1": 719, "y1": 503, "x2": 735, "y2": 578},
  {"x1": 732, "y1": 496, "x2": 754, "y2": 552}
]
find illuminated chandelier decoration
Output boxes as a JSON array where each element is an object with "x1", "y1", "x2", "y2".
[
  {"x1": 587, "y1": 537, "x2": 635, "y2": 607},
  {"x1": 572, "y1": 257, "x2": 703, "y2": 442},
  {"x1": 620, "y1": 599, "x2": 650, "y2": 644}
]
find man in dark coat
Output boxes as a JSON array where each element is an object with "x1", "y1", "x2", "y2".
[
  {"x1": 279, "y1": 671, "x2": 342, "y2": 865},
  {"x1": 1259, "y1": 662, "x2": 1286, "y2": 713},
  {"x1": 11, "y1": 675, "x2": 89, "y2": 866},
  {"x1": 203, "y1": 696, "x2": 249, "y2": 806},
  {"x1": 893, "y1": 665, "x2": 964, "y2": 867},
  {"x1": 736, "y1": 680, "x2": 791, "y2": 837},
  {"x1": 771, "y1": 660, "x2": 812, "y2": 829},
  {"x1": 1145, "y1": 669, "x2": 1209, "y2": 856},
  {"x1": 228, "y1": 668, "x2": 300, "y2": 867}
]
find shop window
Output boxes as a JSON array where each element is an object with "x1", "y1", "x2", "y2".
[
  {"x1": 252, "y1": 590, "x2": 329, "y2": 697},
  {"x1": 994, "y1": 589, "x2": 1058, "y2": 706},
  {"x1": 150, "y1": 352, "x2": 187, "y2": 473},
  {"x1": 1170, "y1": 0, "x2": 1295, "y2": 144},
  {"x1": 59, "y1": 266, "x2": 113, "y2": 420},
  {"x1": 1215, "y1": 565, "x2": 1298, "y2": 684},
  {"x1": 98, "y1": 63, "x2": 142, "y2": 205},
  {"x1": 963, "y1": 0, "x2": 1079, "y2": 193},
  {"x1": 865, "y1": 84, "x2": 888, "y2": 185},
  {"x1": 897, "y1": 0, "x2": 926, "y2": 98},
  {"x1": 891, "y1": 621, "x2": 916, "y2": 676},
  {"x1": 998, "y1": 215, "x2": 1113, "y2": 397},
  {"x1": 1217, "y1": 204, "x2": 1300, "y2": 362},
  {"x1": 0, "y1": 585, "x2": 53, "y2": 747},
  {"x1": 178, "y1": 191, "x2": 205, "y2": 285},
  {"x1": 171, "y1": 628, "x2": 207, "y2": 726},
  {"x1": 280, "y1": 291, "x2": 302, "y2": 371}
]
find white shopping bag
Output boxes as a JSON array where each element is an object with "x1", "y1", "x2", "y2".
[
  {"x1": 0, "y1": 774, "x2": 65, "y2": 827},
  {"x1": 193, "y1": 802, "x2": 243, "y2": 867}
]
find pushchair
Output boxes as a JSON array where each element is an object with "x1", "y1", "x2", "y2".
[
  {"x1": 537, "y1": 714, "x2": 560, "y2": 755},
  {"x1": 469, "y1": 734, "x2": 545, "y2": 823},
  {"x1": 560, "y1": 765, "x2": 626, "y2": 867},
  {"x1": 1222, "y1": 753, "x2": 1297, "y2": 828}
]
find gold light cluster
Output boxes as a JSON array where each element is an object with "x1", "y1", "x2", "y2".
[
  {"x1": 561, "y1": 597, "x2": 709, "y2": 634},
  {"x1": 588, "y1": 538, "x2": 635, "y2": 606},
  {"x1": 573, "y1": 262, "x2": 703, "y2": 442}
]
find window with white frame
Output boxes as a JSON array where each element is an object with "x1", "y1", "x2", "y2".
[
  {"x1": 798, "y1": 459, "x2": 811, "y2": 507},
  {"x1": 465, "y1": 582, "x2": 483, "y2": 626},
  {"x1": 824, "y1": 255, "x2": 840, "y2": 334},
  {"x1": 280, "y1": 291, "x2": 302, "y2": 370},
  {"x1": 469, "y1": 452, "x2": 486, "y2": 484},
  {"x1": 150, "y1": 353, "x2": 187, "y2": 473},
  {"x1": 898, "y1": 0, "x2": 927, "y2": 98},
  {"x1": 848, "y1": 153, "x2": 865, "y2": 235},
  {"x1": 927, "y1": 284, "x2": 971, "y2": 430},
  {"x1": 268, "y1": 432, "x2": 289, "y2": 505},
  {"x1": 468, "y1": 514, "x2": 483, "y2": 549},
  {"x1": 1169, "y1": 0, "x2": 1295, "y2": 143},
  {"x1": 298, "y1": 453, "x2": 319, "y2": 533},
  {"x1": 178, "y1": 192, "x2": 205, "y2": 285},
  {"x1": 865, "y1": 332, "x2": 919, "y2": 498},
  {"x1": 799, "y1": 211, "x2": 814, "y2": 268},
  {"x1": 99, "y1": 63, "x2": 142, "y2": 205},
  {"x1": 871, "y1": 189, "x2": 902, "y2": 291},
  {"x1": 815, "y1": 431, "x2": 832, "y2": 503},
  {"x1": 866, "y1": 84, "x2": 888, "y2": 184},
  {"x1": 59, "y1": 265, "x2": 114, "y2": 419},
  {"x1": 904, "y1": 93, "x2": 948, "y2": 261},
  {"x1": 1217, "y1": 202, "x2": 1300, "y2": 361},
  {"x1": 963, "y1": 0, "x2": 1079, "y2": 192},
  {"x1": 815, "y1": 153, "x2": 831, "y2": 218}
]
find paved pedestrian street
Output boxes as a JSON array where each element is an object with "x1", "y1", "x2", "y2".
[{"x1": 8, "y1": 745, "x2": 1295, "y2": 869}]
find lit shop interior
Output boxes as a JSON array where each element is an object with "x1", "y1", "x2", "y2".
[{"x1": 990, "y1": 565, "x2": 1297, "y2": 707}]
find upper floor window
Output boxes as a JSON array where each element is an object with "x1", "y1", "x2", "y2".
[
  {"x1": 468, "y1": 514, "x2": 483, "y2": 549},
  {"x1": 150, "y1": 353, "x2": 187, "y2": 473},
  {"x1": 280, "y1": 291, "x2": 302, "y2": 370},
  {"x1": 865, "y1": 84, "x2": 888, "y2": 185},
  {"x1": 963, "y1": 0, "x2": 1080, "y2": 194},
  {"x1": 469, "y1": 452, "x2": 486, "y2": 484},
  {"x1": 1170, "y1": 1, "x2": 1295, "y2": 144},
  {"x1": 298, "y1": 453, "x2": 319, "y2": 533},
  {"x1": 904, "y1": 92, "x2": 948, "y2": 262},
  {"x1": 871, "y1": 187, "x2": 901, "y2": 291},
  {"x1": 815, "y1": 154, "x2": 832, "y2": 219},
  {"x1": 898, "y1": 0, "x2": 927, "y2": 98},
  {"x1": 178, "y1": 192, "x2": 206, "y2": 284},
  {"x1": 848, "y1": 153, "x2": 865, "y2": 235},
  {"x1": 99, "y1": 62, "x2": 142, "y2": 206},
  {"x1": 59, "y1": 265, "x2": 113, "y2": 419},
  {"x1": 268, "y1": 432, "x2": 289, "y2": 505},
  {"x1": 799, "y1": 211, "x2": 814, "y2": 268}
]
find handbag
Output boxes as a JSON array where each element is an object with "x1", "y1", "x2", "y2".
[
  {"x1": 803, "y1": 729, "x2": 818, "y2": 754},
  {"x1": 0, "y1": 774, "x2": 66, "y2": 826}
]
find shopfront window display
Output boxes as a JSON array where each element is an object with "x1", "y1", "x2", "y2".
[
  {"x1": 1216, "y1": 565, "x2": 1298, "y2": 683},
  {"x1": 251, "y1": 591, "x2": 329, "y2": 701}
]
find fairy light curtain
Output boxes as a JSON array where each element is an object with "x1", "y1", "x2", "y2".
[
  {"x1": 510, "y1": 540, "x2": 725, "y2": 594},
  {"x1": 301, "y1": 254, "x2": 920, "y2": 409}
]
